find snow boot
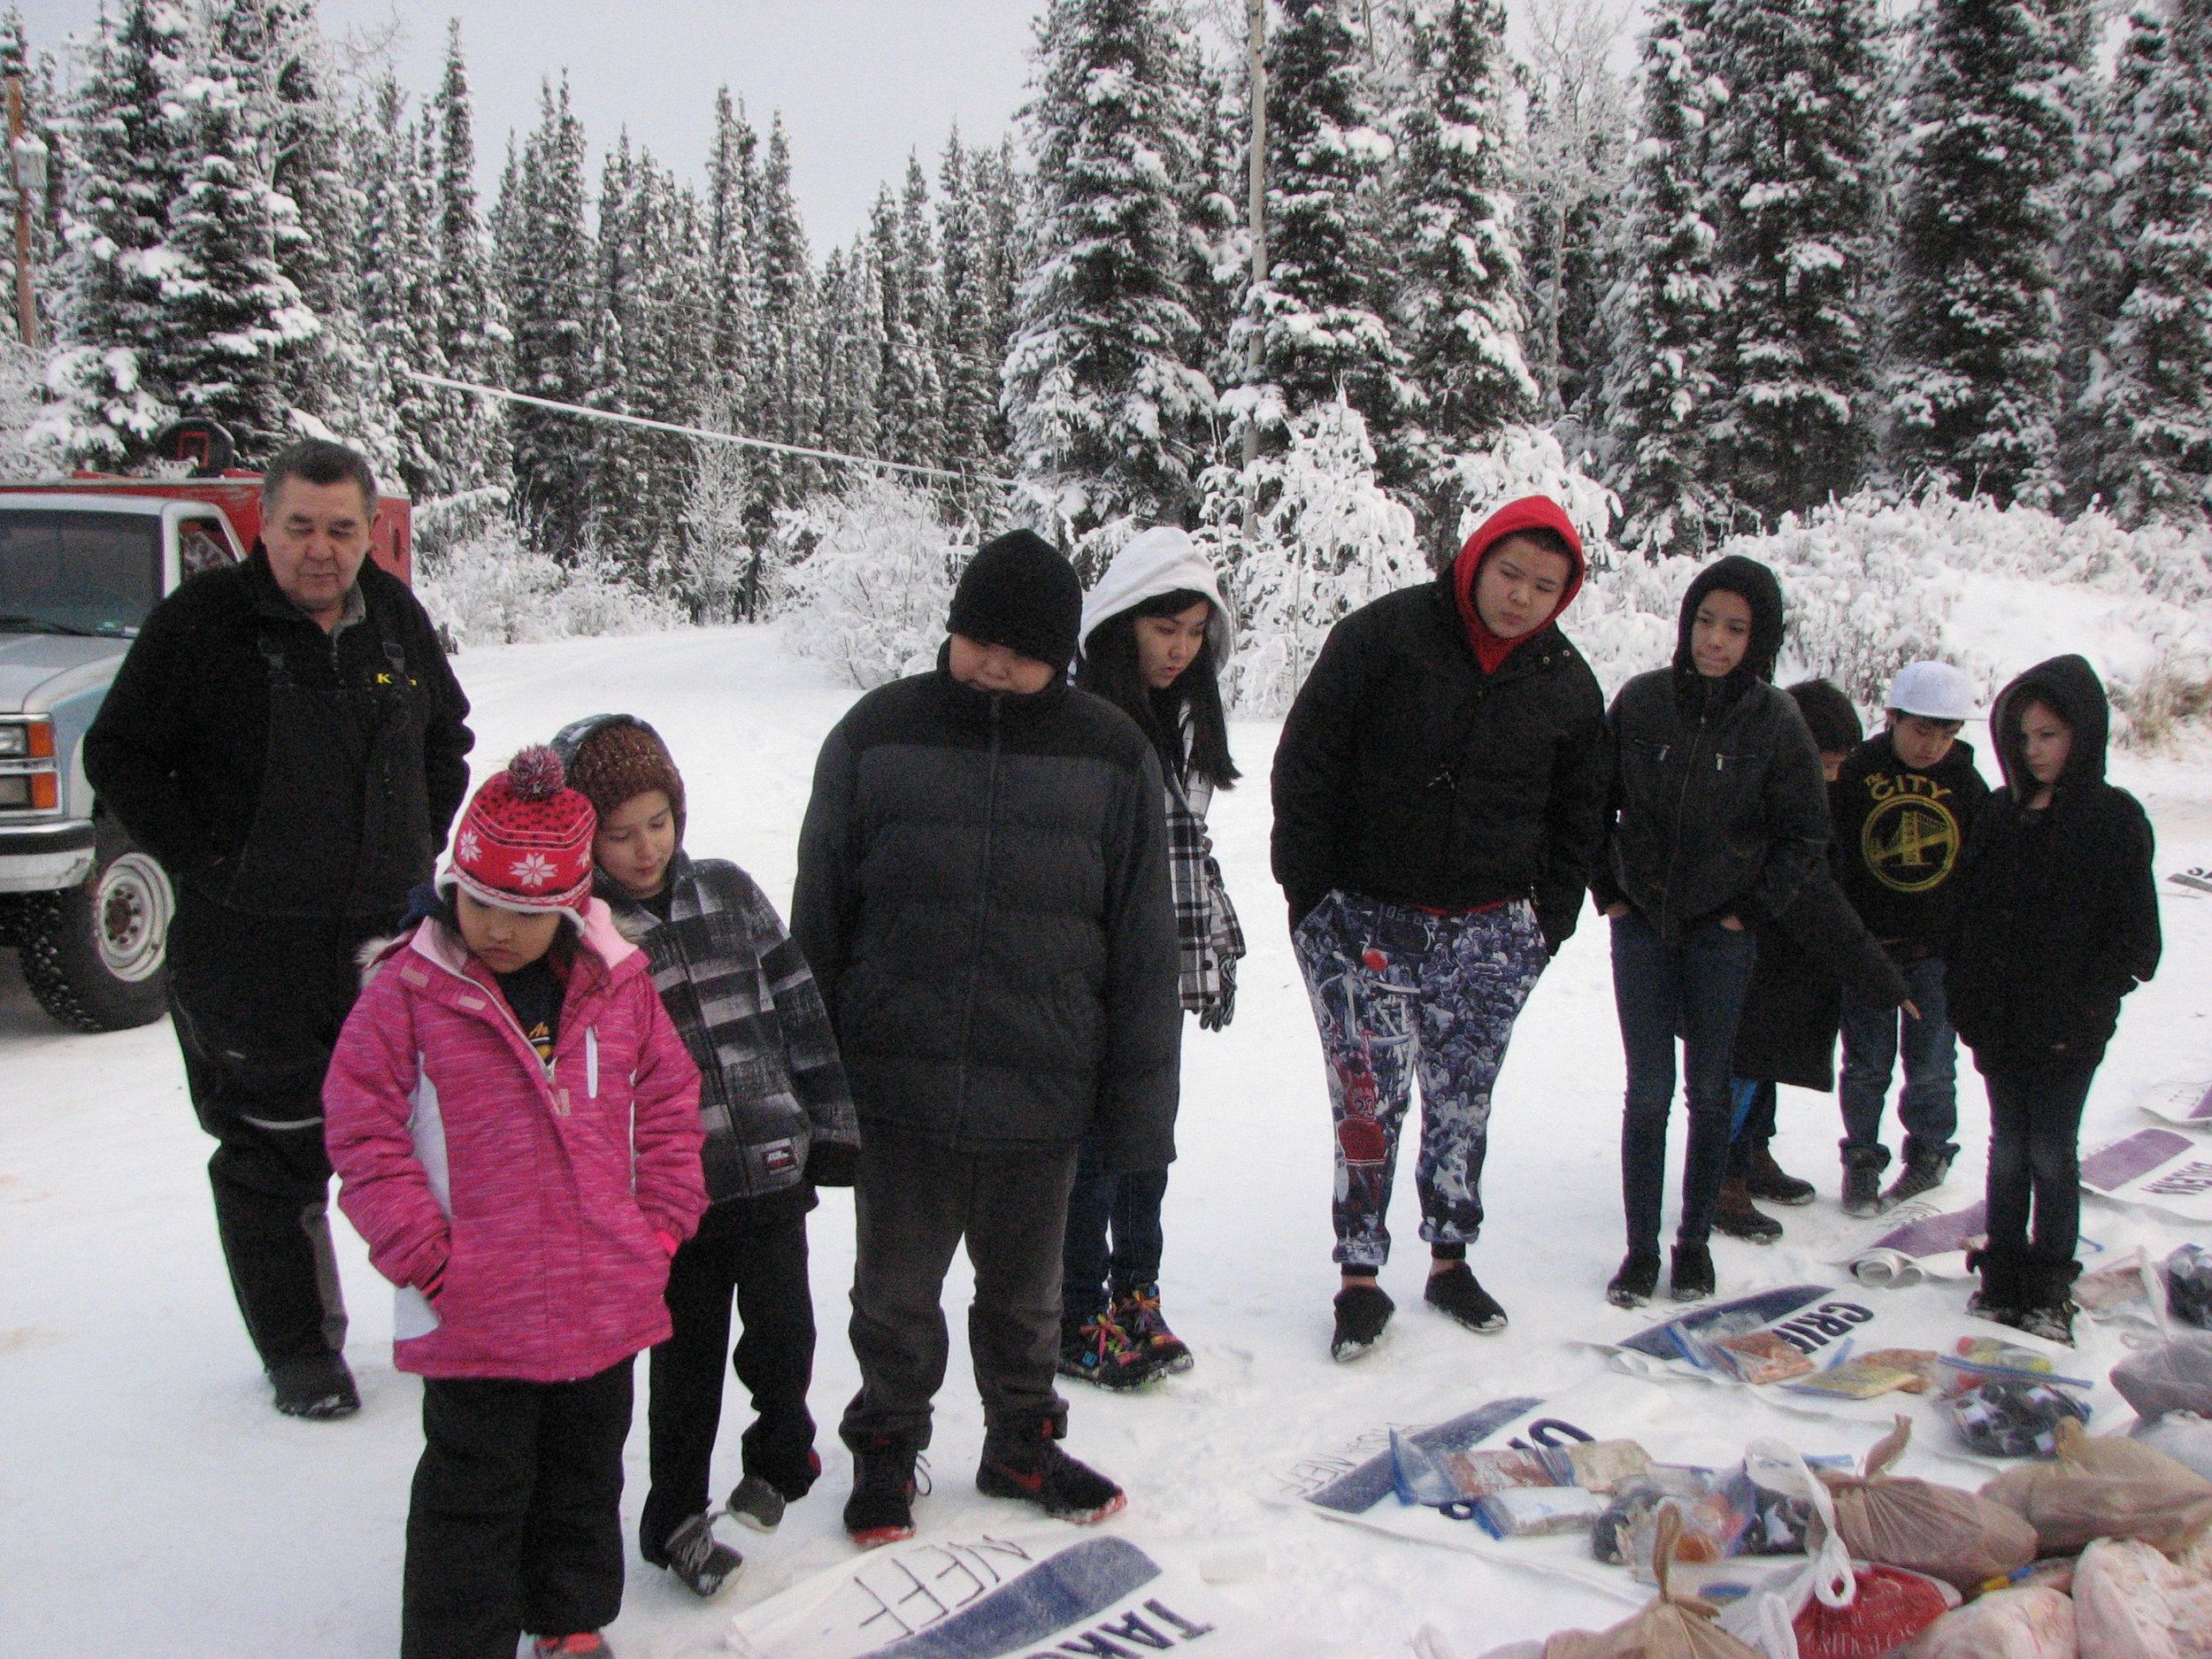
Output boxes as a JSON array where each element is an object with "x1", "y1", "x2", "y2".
[
  {"x1": 1670, "y1": 1240, "x2": 1717, "y2": 1302},
  {"x1": 1331, "y1": 1280, "x2": 1394, "y2": 1362},
  {"x1": 269, "y1": 1352, "x2": 359, "y2": 1420},
  {"x1": 844, "y1": 1434, "x2": 926, "y2": 1548},
  {"x1": 1883, "y1": 1148, "x2": 1954, "y2": 1210},
  {"x1": 977, "y1": 1414, "x2": 1125, "y2": 1525},
  {"x1": 531, "y1": 1637, "x2": 613, "y2": 1658},
  {"x1": 726, "y1": 1473, "x2": 787, "y2": 1535},
  {"x1": 1425, "y1": 1262, "x2": 1509, "y2": 1333},
  {"x1": 1057, "y1": 1309, "x2": 1163, "y2": 1391},
  {"x1": 649, "y1": 1509, "x2": 742, "y2": 1599},
  {"x1": 1109, "y1": 1283, "x2": 1194, "y2": 1375},
  {"x1": 2011, "y1": 1251, "x2": 2081, "y2": 1348},
  {"x1": 1840, "y1": 1145, "x2": 1892, "y2": 1217},
  {"x1": 1607, "y1": 1249, "x2": 1662, "y2": 1309},
  {"x1": 1965, "y1": 1245, "x2": 2027, "y2": 1325},
  {"x1": 1712, "y1": 1177, "x2": 1784, "y2": 1244},
  {"x1": 1742, "y1": 1142, "x2": 1816, "y2": 1206}
]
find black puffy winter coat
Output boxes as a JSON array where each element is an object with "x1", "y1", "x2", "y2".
[
  {"x1": 789, "y1": 656, "x2": 1181, "y2": 1171},
  {"x1": 1945, "y1": 654, "x2": 2161, "y2": 1071},
  {"x1": 1269, "y1": 570, "x2": 1609, "y2": 949},
  {"x1": 1732, "y1": 864, "x2": 1909, "y2": 1092},
  {"x1": 1593, "y1": 557, "x2": 1831, "y2": 936}
]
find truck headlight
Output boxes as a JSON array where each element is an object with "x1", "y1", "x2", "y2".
[
  {"x1": 0, "y1": 725, "x2": 25, "y2": 757},
  {"x1": 0, "y1": 718, "x2": 53, "y2": 758}
]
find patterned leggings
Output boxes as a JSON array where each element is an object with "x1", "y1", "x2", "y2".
[{"x1": 1294, "y1": 891, "x2": 1548, "y2": 1270}]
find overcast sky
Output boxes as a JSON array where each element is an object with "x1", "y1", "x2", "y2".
[{"x1": 12, "y1": 0, "x2": 1051, "y2": 250}]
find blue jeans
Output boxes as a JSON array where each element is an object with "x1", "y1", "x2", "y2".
[
  {"x1": 1294, "y1": 892, "x2": 1548, "y2": 1270},
  {"x1": 1060, "y1": 1135, "x2": 1169, "y2": 1320},
  {"x1": 1839, "y1": 956, "x2": 1957, "y2": 1162},
  {"x1": 1612, "y1": 910, "x2": 1757, "y2": 1249}
]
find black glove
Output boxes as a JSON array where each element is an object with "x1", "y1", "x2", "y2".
[
  {"x1": 1198, "y1": 957, "x2": 1238, "y2": 1032},
  {"x1": 804, "y1": 1141, "x2": 859, "y2": 1188}
]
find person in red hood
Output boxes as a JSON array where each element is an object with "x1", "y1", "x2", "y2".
[{"x1": 1273, "y1": 496, "x2": 1609, "y2": 1362}]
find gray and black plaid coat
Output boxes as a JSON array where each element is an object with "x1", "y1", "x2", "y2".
[{"x1": 603, "y1": 852, "x2": 857, "y2": 1206}]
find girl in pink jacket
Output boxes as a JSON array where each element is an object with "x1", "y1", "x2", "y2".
[{"x1": 326, "y1": 748, "x2": 705, "y2": 1659}]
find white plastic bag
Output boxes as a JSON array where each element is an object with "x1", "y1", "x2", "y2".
[
  {"x1": 1891, "y1": 1586, "x2": 2075, "y2": 1659},
  {"x1": 2070, "y1": 1535, "x2": 2212, "y2": 1659},
  {"x1": 2131, "y1": 1410, "x2": 2212, "y2": 1480},
  {"x1": 1715, "y1": 1440, "x2": 1856, "y2": 1659}
]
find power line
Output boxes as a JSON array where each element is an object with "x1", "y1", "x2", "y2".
[{"x1": 401, "y1": 369, "x2": 1010, "y2": 486}]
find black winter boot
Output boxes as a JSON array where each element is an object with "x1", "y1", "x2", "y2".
[
  {"x1": 844, "y1": 1434, "x2": 926, "y2": 1548},
  {"x1": 977, "y1": 1414, "x2": 1125, "y2": 1524},
  {"x1": 1712, "y1": 1176, "x2": 1784, "y2": 1244},
  {"x1": 1670, "y1": 1240, "x2": 1717, "y2": 1302},
  {"x1": 1840, "y1": 1145, "x2": 1892, "y2": 1217},
  {"x1": 1966, "y1": 1246, "x2": 2027, "y2": 1325},
  {"x1": 1607, "y1": 1249, "x2": 1663, "y2": 1308},
  {"x1": 1743, "y1": 1142, "x2": 1816, "y2": 1205},
  {"x1": 1883, "y1": 1148, "x2": 1954, "y2": 1210},
  {"x1": 2013, "y1": 1251, "x2": 2081, "y2": 1348},
  {"x1": 1331, "y1": 1280, "x2": 1394, "y2": 1361},
  {"x1": 269, "y1": 1352, "x2": 359, "y2": 1420},
  {"x1": 1425, "y1": 1262, "x2": 1509, "y2": 1332}
]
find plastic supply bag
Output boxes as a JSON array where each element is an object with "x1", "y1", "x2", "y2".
[
  {"x1": 1594, "y1": 1469, "x2": 1716, "y2": 1565},
  {"x1": 1476, "y1": 1486, "x2": 1606, "y2": 1538},
  {"x1": 1947, "y1": 1378, "x2": 2091, "y2": 1458},
  {"x1": 2163, "y1": 1244, "x2": 2212, "y2": 1330},
  {"x1": 1819, "y1": 1417, "x2": 2038, "y2": 1593},
  {"x1": 1712, "y1": 1440, "x2": 1860, "y2": 1659},
  {"x1": 1571, "y1": 1439, "x2": 1656, "y2": 1494},
  {"x1": 2075, "y1": 1248, "x2": 2158, "y2": 1326},
  {"x1": 2131, "y1": 1411, "x2": 2212, "y2": 1481},
  {"x1": 1540, "y1": 1508, "x2": 1769, "y2": 1659},
  {"x1": 2069, "y1": 1535, "x2": 2212, "y2": 1659},
  {"x1": 2110, "y1": 1334, "x2": 2212, "y2": 1421},
  {"x1": 1625, "y1": 1483, "x2": 1755, "y2": 1584},
  {"x1": 1789, "y1": 1567, "x2": 1953, "y2": 1659},
  {"x1": 1890, "y1": 1586, "x2": 2075, "y2": 1659},
  {"x1": 1981, "y1": 1417, "x2": 2212, "y2": 1555}
]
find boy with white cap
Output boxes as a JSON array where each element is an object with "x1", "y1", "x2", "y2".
[{"x1": 1830, "y1": 660, "x2": 1990, "y2": 1214}]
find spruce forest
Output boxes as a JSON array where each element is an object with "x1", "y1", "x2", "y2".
[{"x1": 4, "y1": 0, "x2": 2210, "y2": 683}]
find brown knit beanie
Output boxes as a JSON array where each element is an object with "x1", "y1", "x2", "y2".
[{"x1": 563, "y1": 718, "x2": 686, "y2": 836}]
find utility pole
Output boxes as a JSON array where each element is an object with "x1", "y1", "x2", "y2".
[
  {"x1": 1240, "y1": 0, "x2": 1267, "y2": 534},
  {"x1": 5, "y1": 75, "x2": 42, "y2": 351}
]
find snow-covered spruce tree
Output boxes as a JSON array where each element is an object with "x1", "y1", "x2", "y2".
[
  {"x1": 1003, "y1": 0, "x2": 1217, "y2": 550},
  {"x1": 704, "y1": 87, "x2": 758, "y2": 393},
  {"x1": 357, "y1": 81, "x2": 442, "y2": 495},
  {"x1": 1182, "y1": 40, "x2": 1253, "y2": 403},
  {"x1": 1596, "y1": 0, "x2": 1738, "y2": 555},
  {"x1": 1885, "y1": 0, "x2": 2085, "y2": 509},
  {"x1": 45, "y1": 0, "x2": 194, "y2": 463},
  {"x1": 890, "y1": 154, "x2": 948, "y2": 470},
  {"x1": 1241, "y1": 0, "x2": 1403, "y2": 450},
  {"x1": 818, "y1": 238, "x2": 882, "y2": 464},
  {"x1": 1700, "y1": 0, "x2": 1882, "y2": 526},
  {"x1": 499, "y1": 78, "x2": 595, "y2": 557},
  {"x1": 2074, "y1": 0, "x2": 2212, "y2": 525},
  {"x1": 937, "y1": 132, "x2": 1001, "y2": 484},
  {"x1": 752, "y1": 115, "x2": 822, "y2": 511},
  {"x1": 428, "y1": 19, "x2": 507, "y2": 495},
  {"x1": 1387, "y1": 0, "x2": 1537, "y2": 558}
]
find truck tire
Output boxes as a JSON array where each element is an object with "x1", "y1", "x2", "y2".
[{"x1": 19, "y1": 821, "x2": 173, "y2": 1032}]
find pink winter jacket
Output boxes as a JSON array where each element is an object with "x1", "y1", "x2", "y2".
[{"x1": 325, "y1": 902, "x2": 707, "y2": 1382}]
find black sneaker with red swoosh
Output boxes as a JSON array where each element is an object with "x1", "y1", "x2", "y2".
[{"x1": 976, "y1": 1419, "x2": 1126, "y2": 1524}]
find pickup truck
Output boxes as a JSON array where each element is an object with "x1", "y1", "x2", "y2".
[{"x1": 0, "y1": 466, "x2": 413, "y2": 1030}]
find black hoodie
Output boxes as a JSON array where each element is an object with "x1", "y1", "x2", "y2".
[
  {"x1": 1594, "y1": 556, "x2": 1831, "y2": 936},
  {"x1": 1945, "y1": 654, "x2": 2161, "y2": 1071},
  {"x1": 1831, "y1": 729, "x2": 1991, "y2": 956}
]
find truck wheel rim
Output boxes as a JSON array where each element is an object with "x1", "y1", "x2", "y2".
[{"x1": 96, "y1": 852, "x2": 172, "y2": 982}]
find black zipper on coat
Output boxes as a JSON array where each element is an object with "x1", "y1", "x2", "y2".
[
  {"x1": 952, "y1": 696, "x2": 1002, "y2": 1141},
  {"x1": 1657, "y1": 690, "x2": 1712, "y2": 936}
]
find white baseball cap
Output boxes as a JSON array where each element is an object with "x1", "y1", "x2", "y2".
[{"x1": 1886, "y1": 660, "x2": 1978, "y2": 721}]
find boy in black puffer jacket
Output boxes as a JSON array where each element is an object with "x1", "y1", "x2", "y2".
[
  {"x1": 553, "y1": 715, "x2": 860, "y2": 1599},
  {"x1": 1594, "y1": 557, "x2": 1831, "y2": 1307},
  {"x1": 1947, "y1": 656, "x2": 2161, "y2": 1345}
]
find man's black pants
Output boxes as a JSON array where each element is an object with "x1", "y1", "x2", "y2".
[
  {"x1": 166, "y1": 898, "x2": 380, "y2": 1370},
  {"x1": 641, "y1": 1194, "x2": 818, "y2": 1558},
  {"x1": 841, "y1": 1125, "x2": 1078, "y2": 1452},
  {"x1": 403, "y1": 1359, "x2": 635, "y2": 1659}
]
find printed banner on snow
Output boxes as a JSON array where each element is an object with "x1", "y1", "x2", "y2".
[
  {"x1": 1842, "y1": 1200, "x2": 1988, "y2": 1287},
  {"x1": 725, "y1": 1531, "x2": 1297, "y2": 1659},
  {"x1": 2138, "y1": 1079, "x2": 2212, "y2": 1128},
  {"x1": 2079, "y1": 1126, "x2": 2212, "y2": 1222}
]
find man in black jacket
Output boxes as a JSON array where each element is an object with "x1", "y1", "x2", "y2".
[
  {"x1": 84, "y1": 440, "x2": 472, "y2": 1419},
  {"x1": 792, "y1": 531, "x2": 1179, "y2": 1547},
  {"x1": 1272, "y1": 496, "x2": 1608, "y2": 1362},
  {"x1": 1594, "y1": 555, "x2": 1830, "y2": 1308}
]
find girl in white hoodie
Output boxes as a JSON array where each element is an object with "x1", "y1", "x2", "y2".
[{"x1": 1059, "y1": 527, "x2": 1245, "y2": 1389}]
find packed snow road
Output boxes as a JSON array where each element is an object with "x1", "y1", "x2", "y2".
[{"x1": 4, "y1": 625, "x2": 2210, "y2": 1657}]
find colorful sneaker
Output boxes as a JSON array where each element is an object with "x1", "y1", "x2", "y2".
[
  {"x1": 1057, "y1": 1310, "x2": 1164, "y2": 1391},
  {"x1": 532, "y1": 1636, "x2": 613, "y2": 1657},
  {"x1": 656, "y1": 1509, "x2": 742, "y2": 1598},
  {"x1": 1330, "y1": 1281, "x2": 1394, "y2": 1362},
  {"x1": 977, "y1": 1421, "x2": 1126, "y2": 1525},
  {"x1": 1110, "y1": 1283, "x2": 1194, "y2": 1375},
  {"x1": 844, "y1": 1436, "x2": 926, "y2": 1549},
  {"x1": 725, "y1": 1472, "x2": 787, "y2": 1534}
]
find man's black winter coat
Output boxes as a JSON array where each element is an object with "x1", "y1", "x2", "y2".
[
  {"x1": 1594, "y1": 557, "x2": 1831, "y2": 937},
  {"x1": 790, "y1": 659, "x2": 1181, "y2": 1172},
  {"x1": 83, "y1": 549, "x2": 472, "y2": 904},
  {"x1": 1270, "y1": 572, "x2": 1609, "y2": 949},
  {"x1": 1831, "y1": 730, "x2": 1990, "y2": 956},
  {"x1": 1946, "y1": 654, "x2": 2161, "y2": 1071},
  {"x1": 1732, "y1": 864, "x2": 1909, "y2": 1092}
]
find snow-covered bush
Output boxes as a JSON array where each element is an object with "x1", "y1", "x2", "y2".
[
  {"x1": 1438, "y1": 424, "x2": 1619, "y2": 565},
  {"x1": 1199, "y1": 398, "x2": 1423, "y2": 715},
  {"x1": 776, "y1": 474, "x2": 969, "y2": 689},
  {"x1": 0, "y1": 344, "x2": 60, "y2": 480},
  {"x1": 414, "y1": 520, "x2": 686, "y2": 650}
]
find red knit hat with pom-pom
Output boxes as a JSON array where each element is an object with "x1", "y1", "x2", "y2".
[{"x1": 447, "y1": 747, "x2": 596, "y2": 914}]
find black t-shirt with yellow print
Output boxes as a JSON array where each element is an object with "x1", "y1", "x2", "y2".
[
  {"x1": 1831, "y1": 729, "x2": 1992, "y2": 956},
  {"x1": 495, "y1": 956, "x2": 565, "y2": 1064}
]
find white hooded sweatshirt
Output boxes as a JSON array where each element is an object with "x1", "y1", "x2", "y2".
[{"x1": 1079, "y1": 527, "x2": 1234, "y2": 663}]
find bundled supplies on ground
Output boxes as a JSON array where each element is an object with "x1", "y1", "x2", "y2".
[
  {"x1": 1891, "y1": 1586, "x2": 2076, "y2": 1659},
  {"x1": 2164, "y1": 1244, "x2": 2212, "y2": 1328},
  {"x1": 2068, "y1": 1535, "x2": 2212, "y2": 1659},
  {"x1": 1940, "y1": 1342, "x2": 2094, "y2": 1458},
  {"x1": 1818, "y1": 1417, "x2": 2039, "y2": 1593},
  {"x1": 1980, "y1": 1418, "x2": 2212, "y2": 1555},
  {"x1": 1526, "y1": 1508, "x2": 1769, "y2": 1659},
  {"x1": 2129, "y1": 1413, "x2": 2212, "y2": 1480},
  {"x1": 2071, "y1": 1248, "x2": 2160, "y2": 1328},
  {"x1": 2109, "y1": 1334, "x2": 2212, "y2": 1420}
]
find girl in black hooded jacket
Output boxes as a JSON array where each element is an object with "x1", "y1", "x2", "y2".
[{"x1": 1947, "y1": 655, "x2": 2161, "y2": 1345}]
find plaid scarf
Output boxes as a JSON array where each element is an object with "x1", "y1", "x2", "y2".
[
  {"x1": 602, "y1": 852, "x2": 857, "y2": 1204},
  {"x1": 1167, "y1": 726, "x2": 1245, "y2": 1014}
]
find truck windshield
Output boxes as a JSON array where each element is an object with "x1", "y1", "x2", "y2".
[{"x1": 0, "y1": 511, "x2": 162, "y2": 635}]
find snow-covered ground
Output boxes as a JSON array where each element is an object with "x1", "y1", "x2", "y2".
[{"x1": 4, "y1": 624, "x2": 2211, "y2": 1658}]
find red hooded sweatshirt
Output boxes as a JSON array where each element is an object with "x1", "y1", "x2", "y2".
[{"x1": 1451, "y1": 495, "x2": 1586, "y2": 673}]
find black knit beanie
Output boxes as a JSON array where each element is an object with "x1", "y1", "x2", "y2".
[{"x1": 948, "y1": 530, "x2": 1082, "y2": 671}]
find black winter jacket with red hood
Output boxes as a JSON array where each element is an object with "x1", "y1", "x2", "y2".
[
  {"x1": 1944, "y1": 654, "x2": 2161, "y2": 1071},
  {"x1": 1270, "y1": 498, "x2": 1609, "y2": 951}
]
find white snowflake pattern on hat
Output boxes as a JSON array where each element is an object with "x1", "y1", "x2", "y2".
[
  {"x1": 457, "y1": 826, "x2": 481, "y2": 864},
  {"x1": 510, "y1": 851, "x2": 558, "y2": 890}
]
